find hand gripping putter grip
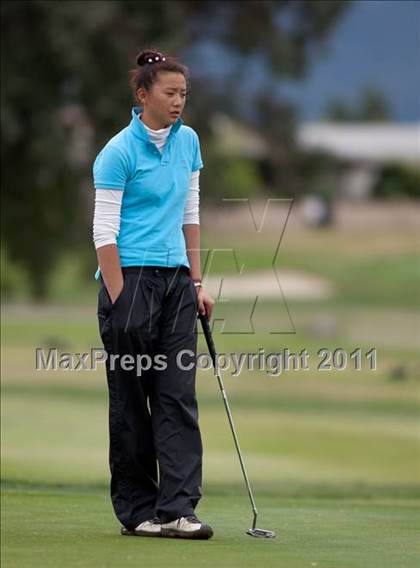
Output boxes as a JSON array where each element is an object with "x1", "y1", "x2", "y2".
[{"x1": 198, "y1": 312, "x2": 276, "y2": 539}]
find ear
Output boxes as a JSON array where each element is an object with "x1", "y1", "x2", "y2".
[{"x1": 136, "y1": 87, "x2": 147, "y2": 105}]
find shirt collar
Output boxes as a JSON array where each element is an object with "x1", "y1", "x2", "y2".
[{"x1": 130, "y1": 106, "x2": 183, "y2": 142}]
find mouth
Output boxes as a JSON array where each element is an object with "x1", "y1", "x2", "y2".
[{"x1": 170, "y1": 111, "x2": 180, "y2": 117}]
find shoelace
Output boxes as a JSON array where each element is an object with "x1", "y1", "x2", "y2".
[{"x1": 184, "y1": 515, "x2": 200, "y2": 524}]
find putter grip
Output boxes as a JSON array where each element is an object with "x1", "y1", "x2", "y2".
[{"x1": 198, "y1": 313, "x2": 217, "y2": 367}]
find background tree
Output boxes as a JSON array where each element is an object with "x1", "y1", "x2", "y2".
[
  {"x1": 1, "y1": 0, "x2": 350, "y2": 299},
  {"x1": 324, "y1": 85, "x2": 393, "y2": 122}
]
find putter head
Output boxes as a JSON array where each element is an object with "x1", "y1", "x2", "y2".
[{"x1": 247, "y1": 528, "x2": 276, "y2": 538}]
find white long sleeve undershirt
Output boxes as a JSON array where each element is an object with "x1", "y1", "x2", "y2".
[{"x1": 93, "y1": 120, "x2": 200, "y2": 250}]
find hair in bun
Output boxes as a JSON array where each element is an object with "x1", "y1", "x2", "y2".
[
  {"x1": 129, "y1": 48, "x2": 190, "y2": 101},
  {"x1": 136, "y1": 50, "x2": 166, "y2": 66}
]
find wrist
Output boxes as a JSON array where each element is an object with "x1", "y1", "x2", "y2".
[{"x1": 192, "y1": 277, "x2": 203, "y2": 289}]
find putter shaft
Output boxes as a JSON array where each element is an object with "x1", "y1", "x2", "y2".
[{"x1": 198, "y1": 313, "x2": 268, "y2": 535}]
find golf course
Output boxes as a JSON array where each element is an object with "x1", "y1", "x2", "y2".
[{"x1": 2, "y1": 202, "x2": 419, "y2": 567}]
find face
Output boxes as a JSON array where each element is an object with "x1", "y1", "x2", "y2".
[{"x1": 137, "y1": 72, "x2": 187, "y2": 127}]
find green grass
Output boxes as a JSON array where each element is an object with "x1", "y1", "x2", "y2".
[
  {"x1": 2, "y1": 218, "x2": 420, "y2": 567},
  {"x1": 2, "y1": 309, "x2": 420, "y2": 566},
  {"x1": 2, "y1": 375, "x2": 419, "y2": 490},
  {"x1": 2, "y1": 488, "x2": 420, "y2": 568}
]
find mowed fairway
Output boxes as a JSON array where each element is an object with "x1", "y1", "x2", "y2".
[
  {"x1": 3, "y1": 490, "x2": 419, "y2": 568},
  {"x1": 2, "y1": 305, "x2": 420, "y2": 567},
  {"x1": 2, "y1": 217, "x2": 420, "y2": 567}
]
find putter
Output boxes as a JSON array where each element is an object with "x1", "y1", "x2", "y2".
[{"x1": 198, "y1": 312, "x2": 276, "y2": 539}]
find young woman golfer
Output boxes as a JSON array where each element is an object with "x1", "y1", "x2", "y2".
[{"x1": 92, "y1": 49, "x2": 214, "y2": 540}]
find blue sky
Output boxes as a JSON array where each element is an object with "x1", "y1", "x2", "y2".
[
  {"x1": 189, "y1": 1, "x2": 420, "y2": 123},
  {"x1": 279, "y1": 0, "x2": 420, "y2": 122}
]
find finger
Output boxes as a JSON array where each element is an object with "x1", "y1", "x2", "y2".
[
  {"x1": 204, "y1": 299, "x2": 213, "y2": 318},
  {"x1": 199, "y1": 298, "x2": 206, "y2": 315}
]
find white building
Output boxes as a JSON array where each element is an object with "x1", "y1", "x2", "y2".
[
  {"x1": 297, "y1": 122, "x2": 420, "y2": 199},
  {"x1": 211, "y1": 114, "x2": 420, "y2": 199}
]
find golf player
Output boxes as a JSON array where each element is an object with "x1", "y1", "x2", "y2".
[{"x1": 92, "y1": 49, "x2": 214, "y2": 539}]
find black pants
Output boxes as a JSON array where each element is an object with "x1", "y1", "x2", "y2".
[{"x1": 97, "y1": 265, "x2": 202, "y2": 529}]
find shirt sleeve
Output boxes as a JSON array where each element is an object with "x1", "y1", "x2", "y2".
[
  {"x1": 183, "y1": 170, "x2": 200, "y2": 225},
  {"x1": 93, "y1": 144, "x2": 129, "y2": 190},
  {"x1": 192, "y1": 132, "x2": 204, "y2": 172},
  {"x1": 92, "y1": 189, "x2": 123, "y2": 249}
]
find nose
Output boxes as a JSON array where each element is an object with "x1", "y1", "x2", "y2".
[{"x1": 174, "y1": 93, "x2": 184, "y2": 107}]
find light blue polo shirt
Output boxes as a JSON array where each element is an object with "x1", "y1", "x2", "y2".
[{"x1": 92, "y1": 106, "x2": 203, "y2": 280}]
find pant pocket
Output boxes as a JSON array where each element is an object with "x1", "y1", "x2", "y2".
[{"x1": 97, "y1": 286, "x2": 113, "y2": 345}]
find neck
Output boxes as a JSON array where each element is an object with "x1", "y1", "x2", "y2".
[{"x1": 140, "y1": 110, "x2": 170, "y2": 130}]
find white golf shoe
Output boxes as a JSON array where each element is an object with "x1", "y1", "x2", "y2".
[
  {"x1": 120, "y1": 517, "x2": 161, "y2": 537},
  {"x1": 161, "y1": 514, "x2": 213, "y2": 540}
]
